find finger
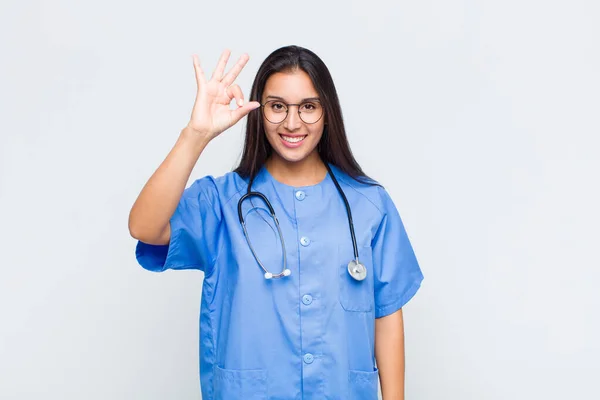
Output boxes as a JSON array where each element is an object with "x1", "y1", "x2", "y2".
[
  {"x1": 221, "y1": 53, "x2": 250, "y2": 87},
  {"x1": 230, "y1": 101, "x2": 261, "y2": 124},
  {"x1": 226, "y1": 84, "x2": 245, "y2": 107},
  {"x1": 192, "y1": 55, "x2": 206, "y2": 87},
  {"x1": 211, "y1": 49, "x2": 231, "y2": 81}
]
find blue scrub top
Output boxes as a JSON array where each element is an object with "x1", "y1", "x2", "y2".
[{"x1": 135, "y1": 163, "x2": 423, "y2": 400}]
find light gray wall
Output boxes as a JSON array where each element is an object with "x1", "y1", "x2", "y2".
[{"x1": 1, "y1": 0, "x2": 598, "y2": 398}]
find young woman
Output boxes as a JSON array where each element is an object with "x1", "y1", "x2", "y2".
[{"x1": 129, "y1": 45, "x2": 423, "y2": 400}]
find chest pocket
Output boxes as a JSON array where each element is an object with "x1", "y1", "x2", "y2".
[{"x1": 338, "y1": 244, "x2": 375, "y2": 312}]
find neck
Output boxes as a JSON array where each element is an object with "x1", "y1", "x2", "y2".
[{"x1": 265, "y1": 151, "x2": 328, "y2": 187}]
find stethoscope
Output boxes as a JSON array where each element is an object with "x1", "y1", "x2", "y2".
[{"x1": 237, "y1": 163, "x2": 367, "y2": 282}]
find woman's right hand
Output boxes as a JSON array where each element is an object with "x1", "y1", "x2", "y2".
[{"x1": 185, "y1": 49, "x2": 261, "y2": 141}]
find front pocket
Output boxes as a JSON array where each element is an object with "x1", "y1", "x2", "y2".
[
  {"x1": 338, "y1": 244, "x2": 374, "y2": 312},
  {"x1": 213, "y1": 366, "x2": 268, "y2": 400},
  {"x1": 348, "y1": 368, "x2": 380, "y2": 400}
]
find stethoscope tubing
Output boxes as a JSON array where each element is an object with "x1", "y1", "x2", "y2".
[{"x1": 237, "y1": 163, "x2": 362, "y2": 280}]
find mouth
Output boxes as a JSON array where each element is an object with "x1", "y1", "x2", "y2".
[{"x1": 279, "y1": 134, "x2": 307, "y2": 148}]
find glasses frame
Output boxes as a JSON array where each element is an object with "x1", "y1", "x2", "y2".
[{"x1": 260, "y1": 99, "x2": 324, "y2": 125}]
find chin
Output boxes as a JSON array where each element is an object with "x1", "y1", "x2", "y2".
[
  {"x1": 276, "y1": 148, "x2": 314, "y2": 163},
  {"x1": 279, "y1": 152, "x2": 314, "y2": 164},
  {"x1": 271, "y1": 144, "x2": 319, "y2": 164}
]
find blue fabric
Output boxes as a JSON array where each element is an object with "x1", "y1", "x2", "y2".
[{"x1": 135, "y1": 164, "x2": 424, "y2": 400}]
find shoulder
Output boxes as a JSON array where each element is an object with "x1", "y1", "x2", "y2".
[
  {"x1": 186, "y1": 171, "x2": 247, "y2": 206},
  {"x1": 331, "y1": 167, "x2": 395, "y2": 218}
]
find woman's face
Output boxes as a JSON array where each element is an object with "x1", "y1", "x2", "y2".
[{"x1": 261, "y1": 70, "x2": 325, "y2": 164}]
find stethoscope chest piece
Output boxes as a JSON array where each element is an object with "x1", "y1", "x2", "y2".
[{"x1": 347, "y1": 260, "x2": 367, "y2": 281}]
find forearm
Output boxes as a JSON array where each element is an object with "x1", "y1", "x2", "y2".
[
  {"x1": 128, "y1": 126, "x2": 210, "y2": 243},
  {"x1": 375, "y1": 308, "x2": 405, "y2": 400}
]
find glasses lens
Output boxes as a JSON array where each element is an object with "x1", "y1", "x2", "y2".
[
  {"x1": 298, "y1": 101, "x2": 323, "y2": 124},
  {"x1": 263, "y1": 101, "x2": 287, "y2": 124}
]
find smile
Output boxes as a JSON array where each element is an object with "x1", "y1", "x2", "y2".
[
  {"x1": 280, "y1": 134, "x2": 307, "y2": 144},
  {"x1": 279, "y1": 134, "x2": 308, "y2": 149}
]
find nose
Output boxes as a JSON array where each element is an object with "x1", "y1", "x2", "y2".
[{"x1": 283, "y1": 105, "x2": 302, "y2": 131}]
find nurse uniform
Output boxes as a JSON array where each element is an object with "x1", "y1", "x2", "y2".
[{"x1": 135, "y1": 163, "x2": 424, "y2": 400}]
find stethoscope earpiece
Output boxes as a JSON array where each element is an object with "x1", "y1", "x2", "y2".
[{"x1": 264, "y1": 269, "x2": 291, "y2": 280}]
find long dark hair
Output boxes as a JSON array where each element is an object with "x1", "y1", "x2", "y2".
[{"x1": 234, "y1": 45, "x2": 376, "y2": 185}]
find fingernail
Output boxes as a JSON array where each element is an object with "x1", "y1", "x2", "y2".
[{"x1": 238, "y1": 99, "x2": 244, "y2": 106}]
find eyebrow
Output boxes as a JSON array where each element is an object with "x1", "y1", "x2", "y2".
[{"x1": 265, "y1": 95, "x2": 321, "y2": 102}]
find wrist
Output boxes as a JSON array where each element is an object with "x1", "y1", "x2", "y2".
[{"x1": 179, "y1": 125, "x2": 212, "y2": 151}]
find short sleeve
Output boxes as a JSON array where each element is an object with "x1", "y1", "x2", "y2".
[
  {"x1": 135, "y1": 176, "x2": 222, "y2": 273},
  {"x1": 372, "y1": 186, "x2": 424, "y2": 318}
]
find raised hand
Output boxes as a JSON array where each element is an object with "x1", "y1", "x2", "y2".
[{"x1": 186, "y1": 49, "x2": 260, "y2": 141}]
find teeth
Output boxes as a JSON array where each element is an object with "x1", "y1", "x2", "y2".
[{"x1": 281, "y1": 135, "x2": 306, "y2": 143}]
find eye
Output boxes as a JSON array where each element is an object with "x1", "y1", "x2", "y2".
[
  {"x1": 300, "y1": 102, "x2": 318, "y2": 111},
  {"x1": 269, "y1": 102, "x2": 287, "y2": 112}
]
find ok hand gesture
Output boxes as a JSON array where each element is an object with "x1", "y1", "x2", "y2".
[{"x1": 186, "y1": 49, "x2": 260, "y2": 141}]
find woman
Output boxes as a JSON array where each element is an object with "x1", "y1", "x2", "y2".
[{"x1": 129, "y1": 45, "x2": 423, "y2": 400}]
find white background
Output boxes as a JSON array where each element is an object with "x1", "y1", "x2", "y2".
[{"x1": 1, "y1": 0, "x2": 598, "y2": 398}]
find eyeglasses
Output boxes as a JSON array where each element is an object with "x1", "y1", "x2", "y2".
[{"x1": 261, "y1": 100, "x2": 324, "y2": 124}]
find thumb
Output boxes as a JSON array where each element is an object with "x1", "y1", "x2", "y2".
[{"x1": 230, "y1": 101, "x2": 261, "y2": 124}]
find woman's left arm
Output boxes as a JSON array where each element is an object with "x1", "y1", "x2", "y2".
[{"x1": 375, "y1": 308, "x2": 405, "y2": 400}]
